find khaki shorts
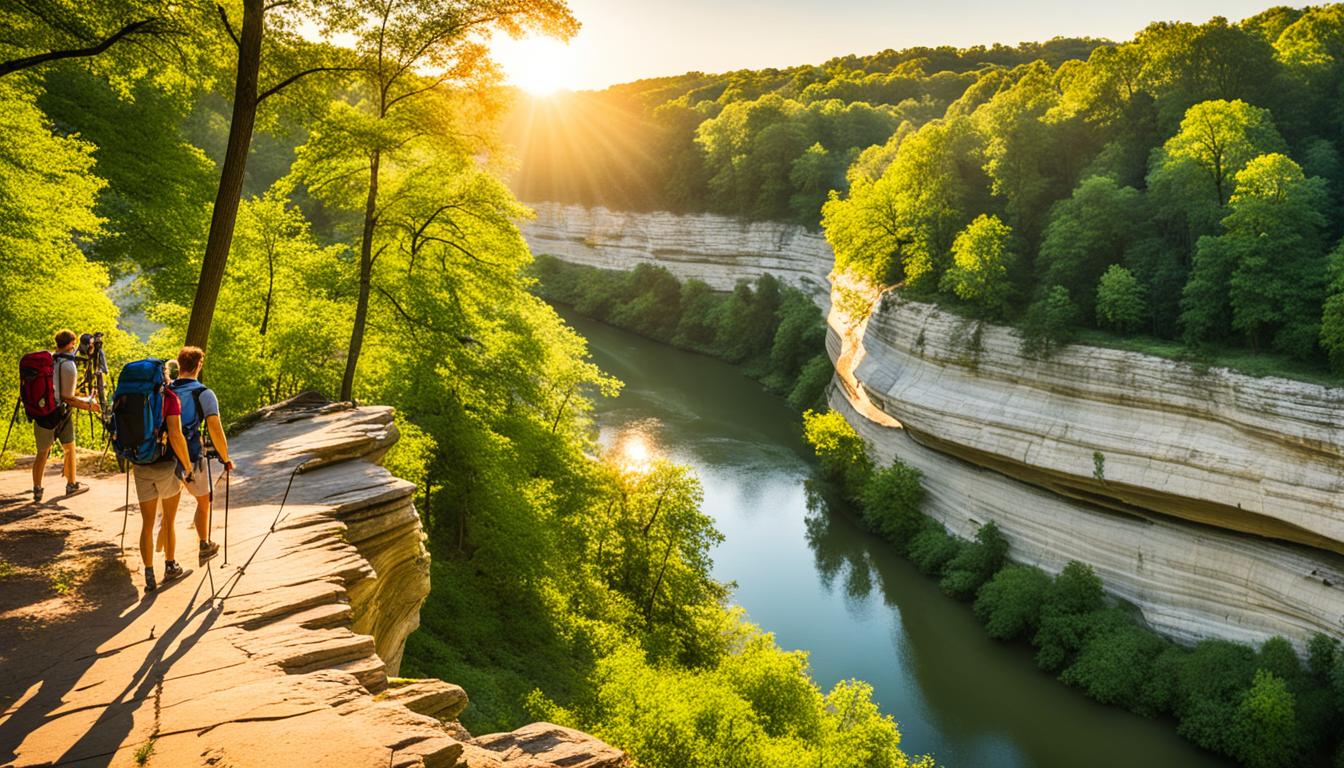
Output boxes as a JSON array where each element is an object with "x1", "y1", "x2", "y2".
[
  {"x1": 34, "y1": 416, "x2": 74, "y2": 454},
  {"x1": 133, "y1": 460, "x2": 181, "y2": 504},
  {"x1": 180, "y1": 457, "x2": 217, "y2": 499}
]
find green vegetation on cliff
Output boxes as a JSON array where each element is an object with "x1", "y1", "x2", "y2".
[{"x1": 802, "y1": 410, "x2": 1344, "y2": 768}]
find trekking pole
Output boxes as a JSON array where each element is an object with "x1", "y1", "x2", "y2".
[
  {"x1": 1, "y1": 396, "x2": 19, "y2": 459},
  {"x1": 120, "y1": 466, "x2": 129, "y2": 557},
  {"x1": 222, "y1": 465, "x2": 230, "y2": 567}
]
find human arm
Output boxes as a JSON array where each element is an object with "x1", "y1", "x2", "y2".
[
  {"x1": 166, "y1": 415, "x2": 192, "y2": 473},
  {"x1": 58, "y1": 360, "x2": 99, "y2": 413},
  {"x1": 205, "y1": 414, "x2": 233, "y2": 471}
]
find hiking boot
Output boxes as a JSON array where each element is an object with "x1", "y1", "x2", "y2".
[
  {"x1": 163, "y1": 561, "x2": 185, "y2": 584},
  {"x1": 198, "y1": 540, "x2": 219, "y2": 566},
  {"x1": 64, "y1": 481, "x2": 87, "y2": 497},
  {"x1": 32, "y1": 486, "x2": 43, "y2": 504},
  {"x1": 144, "y1": 567, "x2": 157, "y2": 593}
]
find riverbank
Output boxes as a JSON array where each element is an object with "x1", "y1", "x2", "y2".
[{"x1": 558, "y1": 307, "x2": 1233, "y2": 768}]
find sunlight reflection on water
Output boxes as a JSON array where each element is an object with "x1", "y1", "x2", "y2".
[{"x1": 605, "y1": 419, "x2": 663, "y2": 475}]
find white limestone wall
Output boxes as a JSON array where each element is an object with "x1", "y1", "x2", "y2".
[{"x1": 521, "y1": 202, "x2": 833, "y2": 310}]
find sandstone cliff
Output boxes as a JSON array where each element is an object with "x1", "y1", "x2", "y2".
[
  {"x1": 0, "y1": 395, "x2": 624, "y2": 768},
  {"x1": 531, "y1": 203, "x2": 1344, "y2": 649},
  {"x1": 521, "y1": 201, "x2": 833, "y2": 308}
]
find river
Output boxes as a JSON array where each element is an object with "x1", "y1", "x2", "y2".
[{"x1": 559, "y1": 307, "x2": 1229, "y2": 768}]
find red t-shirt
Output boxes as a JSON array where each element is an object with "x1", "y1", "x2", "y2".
[{"x1": 164, "y1": 389, "x2": 181, "y2": 417}]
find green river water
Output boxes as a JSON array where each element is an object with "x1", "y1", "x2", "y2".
[{"x1": 561, "y1": 307, "x2": 1229, "y2": 768}]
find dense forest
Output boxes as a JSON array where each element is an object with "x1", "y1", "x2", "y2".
[
  {"x1": 0, "y1": 3, "x2": 929, "y2": 766},
  {"x1": 513, "y1": 7, "x2": 1344, "y2": 378}
]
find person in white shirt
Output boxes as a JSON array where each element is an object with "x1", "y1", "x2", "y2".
[{"x1": 33, "y1": 329, "x2": 100, "y2": 503}]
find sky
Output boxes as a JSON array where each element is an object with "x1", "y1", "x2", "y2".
[{"x1": 492, "y1": 0, "x2": 1279, "y2": 92}]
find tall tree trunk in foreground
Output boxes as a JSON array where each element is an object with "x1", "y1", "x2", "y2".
[
  {"x1": 185, "y1": 0, "x2": 263, "y2": 350},
  {"x1": 340, "y1": 148, "x2": 381, "y2": 401}
]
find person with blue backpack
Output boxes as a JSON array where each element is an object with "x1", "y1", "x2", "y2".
[
  {"x1": 109, "y1": 357, "x2": 194, "y2": 593},
  {"x1": 168, "y1": 346, "x2": 233, "y2": 565}
]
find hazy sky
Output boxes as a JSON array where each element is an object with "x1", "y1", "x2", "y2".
[{"x1": 495, "y1": 0, "x2": 1279, "y2": 91}]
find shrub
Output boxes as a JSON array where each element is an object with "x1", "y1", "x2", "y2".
[
  {"x1": 907, "y1": 519, "x2": 962, "y2": 576},
  {"x1": 802, "y1": 409, "x2": 873, "y2": 499},
  {"x1": 859, "y1": 460, "x2": 925, "y2": 550},
  {"x1": 1061, "y1": 620, "x2": 1170, "y2": 715},
  {"x1": 973, "y1": 564, "x2": 1051, "y2": 641},
  {"x1": 1021, "y1": 284, "x2": 1079, "y2": 357},
  {"x1": 787, "y1": 355, "x2": 832, "y2": 411},
  {"x1": 1231, "y1": 670, "x2": 1302, "y2": 768},
  {"x1": 1171, "y1": 639, "x2": 1258, "y2": 756},
  {"x1": 1032, "y1": 561, "x2": 1105, "y2": 671},
  {"x1": 1095, "y1": 264, "x2": 1146, "y2": 332},
  {"x1": 939, "y1": 521, "x2": 1009, "y2": 599}
]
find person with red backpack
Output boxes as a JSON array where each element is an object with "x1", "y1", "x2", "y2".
[
  {"x1": 31, "y1": 329, "x2": 101, "y2": 503},
  {"x1": 168, "y1": 346, "x2": 234, "y2": 565}
]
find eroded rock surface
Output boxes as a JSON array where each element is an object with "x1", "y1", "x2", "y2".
[
  {"x1": 529, "y1": 203, "x2": 1344, "y2": 647},
  {"x1": 0, "y1": 397, "x2": 623, "y2": 768},
  {"x1": 521, "y1": 201, "x2": 833, "y2": 308}
]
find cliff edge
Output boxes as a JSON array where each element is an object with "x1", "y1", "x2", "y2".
[{"x1": 0, "y1": 395, "x2": 624, "y2": 768}]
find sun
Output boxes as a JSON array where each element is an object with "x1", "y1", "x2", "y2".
[{"x1": 494, "y1": 35, "x2": 578, "y2": 96}]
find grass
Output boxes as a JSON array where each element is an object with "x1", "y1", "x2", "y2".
[
  {"x1": 0, "y1": 560, "x2": 13, "y2": 579},
  {"x1": 46, "y1": 566, "x2": 78, "y2": 595},
  {"x1": 1072, "y1": 328, "x2": 1344, "y2": 387},
  {"x1": 133, "y1": 737, "x2": 156, "y2": 765}
]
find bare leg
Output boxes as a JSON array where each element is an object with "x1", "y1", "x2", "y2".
[
  {"x1": 158, "y1": 493, "x2": 182, "y2": 563},
  {"x1": 32, "y1": 447, "x2": 48, "y2": 490},
  {"x1": 61, "y1": 442, "x2": 76, "y2": 486},
  {"x1": 138, "y1": 500, "x2": 158, "y2": 569},
  {"x1": 194, "y1": 494, "x2": 210, "y2": 542}
]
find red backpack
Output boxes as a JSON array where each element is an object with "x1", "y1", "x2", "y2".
[{"x1": 19, "y1": 351, "x2": 65, "y2": 428}]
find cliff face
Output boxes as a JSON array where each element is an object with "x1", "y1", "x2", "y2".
[
  {"x1": 521, "y1": 201, "x2": 833, "y2": 308},
  {"x1": 530, "y1": 203, "x2": 1344, "y2": 649},
  {"x1": 0, "y1": 396, "x2": 624, "y2": 768}
]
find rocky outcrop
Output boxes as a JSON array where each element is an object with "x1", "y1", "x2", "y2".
[
  {"x1": 521, "y1": 201, "x2": 833, "y2": 308},
  {"x1": 0, "y1": 396, "x2": 624, "y2": 768},
  {"x1": 828, "y1": 277, "x2": 1344, "y2": 647}
]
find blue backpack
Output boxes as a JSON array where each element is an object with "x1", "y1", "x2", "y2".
[
  {"x1": 170, "y1": 378, "x2": 209, "y2": 465},
  {"x1": 109, "y1": 359, "x2": 168, "y2": 466}
]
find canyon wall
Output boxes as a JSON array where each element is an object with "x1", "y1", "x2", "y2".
[
  {"x1": 532, "y1": 203, "x2": 1344, "y2": 648},
  {"x1": 521, "y1": 201, "x2": 833, "y2": 309}
]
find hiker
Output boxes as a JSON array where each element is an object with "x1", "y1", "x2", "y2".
[
  {"x1": 168, "y1": 346, "x2": 234, "y2": 565},
  {"x1": 32, "y1": 329, "x2": 100, "y2": 503},
  {"x1": 119, "y1": 360, "x2": 193, "y2": 593}
]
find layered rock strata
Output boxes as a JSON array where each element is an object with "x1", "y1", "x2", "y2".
[
  {"x1": 526, "y1": 203, "x2": 1344, "y2": 648},
  {"x1": 521, "y1": 201, "x2": 833, "y2": 308},
  {"x1": 829, "y1": 280, "x2": 1344, "y2": 647},
  {"x1": 0, "y1": 396, "x2": 624, "y2": 768}
]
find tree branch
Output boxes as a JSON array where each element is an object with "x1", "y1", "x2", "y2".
[
  {"x1": 0, "y1": 17, "x2": 160, "y2": 77},
  {"x1": 216, "y1": 4, "x2": 240, "y2": 48},
  {"x1": 256, "y1": 65, "x2": 360, "y2": 104}
]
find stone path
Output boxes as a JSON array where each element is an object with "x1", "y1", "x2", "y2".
[{"x1": 0, "y1": 396, "x2": 624, "y2": 768}]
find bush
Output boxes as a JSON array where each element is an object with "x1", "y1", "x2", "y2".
[
  {"x1": 1032, "y1": 561, "x2": 1105, "y2": 671},
  {"x1": 939, "y1": 521, "x2": 1009, "y2": 599},
  {"x1": 859, "y1": 460, "x2": 925, "y2": 550},
  {"x1": 1095, "y1": 264, "x2": 1146, "y2": 332},
  {"x1": 1171, "y1": 639, "x2": 1258, "y2": 756},
  {"x1": 1231, "y1": 670, "x2": 1302, "y2": 768},
  {"x1": 1021, "y1": 284, "x2": 1079, "y2": 357},
  {"x1": 973, "y1": 564, "x2": 1051, "y2": 641},
  {"x1": 802, "y1": 409, "x2": 874, "y2": 499},
  {"x1": 907, "y1": 519, "x2": 962, "y2": 576},
  {"x1": 787, "y1": 354, "x2": 832, "y2": 411},
  {"x1": 1061, "y1": 620, "x2": 1170, "y2": 715}
]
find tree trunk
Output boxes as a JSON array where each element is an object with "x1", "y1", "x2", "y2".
[
  {"x1": 339, "y1": 148, "x2": 381, "y2": 401},
  {"x1": 259, "y1": 240, "x2": 275, "y2": 336},
  {"x1": 185, "y1": 0, "x2": 264, "y2": 351}
]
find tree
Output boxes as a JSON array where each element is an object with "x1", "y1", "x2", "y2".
[
  {"x1": 939, "y1": 521, "x2": 1008, "y2": 599},
  {"x1": 319, "y1": 0, "x2": 578, "y2": 400},
  {"x1": 1021, "y1": 285, "x2": 1079, "y2": 356},
  {"x1": 1037, "y1": 176, "x2": 1143, "y2": 313},
  {"x1": 942, "y1": 213, "x2": 1015, "y2": 316},
  {"x1": 1183, "y1": 153, "x2": 1328, "y2": 355},
  {"x1": 973, "y1": 564, "x2": 1052, "y2": 641},
  {"x1": 1321, "y1": 240, "x2": 1344, "y2": 372},
  {"x1": 185, "y1": 0, "x2": 358, "y2": 351},
  {"x1": 822, "y1": 116, "x2": 988, "y2": 288},
  {"x1": 858, "y1": 460, "x2": 925, "y2": 549},
  {"x1": 1095, "y1": 264, "x2": 1146, "y2": 332},
  {"x1": 0, "y1": 2, "x2": 192, "y2": 81},
  {"x1": 1151, "y1": 99, "x2": 1285, "y2": 211},
  {"x1": 802, "y1": 409, "x2": 873, "y2": 500},
  {"x1": 1232, "y1": 670, "x2": 1301, "y2": 768}
]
